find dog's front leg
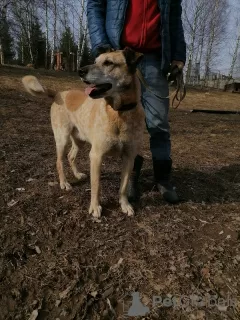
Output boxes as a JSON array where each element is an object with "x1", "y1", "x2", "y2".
[
  {"x1": 119, "y1": 153, "x2": 135, "y2": 216},
  {"x1": 89, "y1": 149, "x2": 103, "y2": 218}
]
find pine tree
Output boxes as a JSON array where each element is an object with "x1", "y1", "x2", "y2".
[
  {"x1": 31, "y1": 20, "x2": 47, "y2": 68},
  {"x1": 16, "y1": 18, "x2": 47, "y2": 68},
  {"x1": 77, "y1": 28, "x2": 94, "y2": 68},
  {"x1": 0, "y1": 10, "x2": 14, "y2": 64},
  {"x1": 59, "y1": 27, "x2": 77, "y2": 71}
]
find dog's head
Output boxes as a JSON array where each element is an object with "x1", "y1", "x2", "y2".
[{"x1": 78, "y1": 48, "x2": 143, "y2": 99}]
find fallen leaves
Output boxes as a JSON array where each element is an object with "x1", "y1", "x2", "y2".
[
  {"x1": 16, "y1": 188, "x2": 25, "y2": 192},
  {"x1": 102, "y1": 286, "x2": 114, "y2": 299},
  {"x1": 28, "y1": 300, "x2": 43, "y2": 320},
  {"x1": 48, "y1": 181, "x2": 58, "y2": 187},
  {"x1": 59, "y1": 280, "x2": 78, "y2": 300},
  {"x1": 35, "y1": 246, "x2": 41, "y2": 254},
  {"x1": 7, "y1": 200, "x2": 18, "y2": 207},
  {"x1": 28, "y1": 310, "x2": 38, "y2": 320},
  {"x1": 201, "y1": 267, "x2": 210, "y2": 279},
  {"x1": 110, "y1": 258, "x2": 123, "y2": 272}
]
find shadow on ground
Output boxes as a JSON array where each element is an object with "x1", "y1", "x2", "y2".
[{"x1": 138, "y1": 164, "x2": 240, "y2": 206}]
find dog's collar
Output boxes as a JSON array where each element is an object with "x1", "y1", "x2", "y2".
[{"x1": 117, "y1": 102, "x2": 137, "y2": 112}]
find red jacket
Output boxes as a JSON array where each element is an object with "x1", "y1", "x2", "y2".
[{"x1": 121, "y1": 0, "x2": 161, "y2": 52}]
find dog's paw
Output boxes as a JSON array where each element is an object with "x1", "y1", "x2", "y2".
[
  {"x1": 89, "y1": 204, "x2": 102, "y2": 218},
  {"x1": 60, "y1": 181, "x2": 72, "y2": 191},
  {"x1": 121, "y1": 202, "x2": 135, "y2": 216},
  {"x1": 75, "y1": 172, "x2": 87, "y2": 181}
]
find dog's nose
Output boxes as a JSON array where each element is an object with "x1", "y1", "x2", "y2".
[{"x1": 78, "y1": 68, "x2": 87, "y2": 78}]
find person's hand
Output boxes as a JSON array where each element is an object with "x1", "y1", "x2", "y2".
[
  {"x1": 171, "y1": 60, "x2": 184, "y2": 70},
  {"x1": 168, "y1": 60, "x2": 184, "y2": 83}
]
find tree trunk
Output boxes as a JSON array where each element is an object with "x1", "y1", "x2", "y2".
[
  {"x1": 51, "y1": 0, "x2": 57, "y2": 70},
  {"x1": 26, "y1": 9, "x2": 34, "y2": 64},
  {"x1": 196, "y1": 20, "x2": 206, "y2": 71},
  {"x1": 0, "y1": 43, "x2": 4, "y2": 65},
  {"x1": 45, "y1": 0, "x2": 49, "y2": 69},
  {"x1": 185, "y1": 3, "x2": 202, "y2": 84},
  {"x1": 77, "y1": 0, "x2": 85, "y2": 70},
  {"x1": 204, "y1": 0, "x2": 220, "y2": 86},
  {"x1": 21, "y1": 36, "x2": 24, "y2": 64},
  {"x1": 78, "y1": 22, "x2": 87, "y2": 68}
]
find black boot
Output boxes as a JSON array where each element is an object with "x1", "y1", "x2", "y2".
[
  {"x1": 127, "y1": 155, "x2": 144, "y2": 202},
  {"x1": 153, "y1": 159, "x2": 179, "y2": 204}
]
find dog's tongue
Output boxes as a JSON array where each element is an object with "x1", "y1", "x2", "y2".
[{"x1": 85, "y1": 86, "x2": 96, "y2": 96}]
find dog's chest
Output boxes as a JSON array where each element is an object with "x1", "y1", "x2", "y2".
[{"x1": 106, "y1": 115, "x2": 143, "y2": 154}]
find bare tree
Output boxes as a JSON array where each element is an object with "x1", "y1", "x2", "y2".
[
  {"x1": 183, "y1": 0, "x2": 209, "y2": 83},
  {"x1": 78, "y1": 21, "x2": 87, "y2": 68},
  {"x1": 1, "y1": 0, "x2": 91, "y2": 68},
  {"x1": 0, "y1": 0, "x2": 13, "y2": 64},
  {"x1": 50, "y1": 0, "x2": 57, "y2": 69},
  {"x1": 77, "y1": 0, "x2": 85, "y2": 69},
  {"x1": 183, "y1": 0, "x2": 229, "y2": 85},
  {"x1": 45, "y1": 0, "x2": 49, "y2": 68},
  {"x1": 203, "y1": 0, "x2": 228, "y2": 84},
  {"x1": 11, "y1": 0, "x2": 35, "y2": 64},
  {"x1": 228, "y1": 14, "x2": 240, "y2": 81}
]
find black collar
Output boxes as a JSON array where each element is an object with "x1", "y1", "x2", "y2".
[{"x1": 117, "y1": 102, "x2": 137, "y2": 111}]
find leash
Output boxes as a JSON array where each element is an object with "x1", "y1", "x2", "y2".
[
  {"x1": 136, "y1": 66, "x2": 186, "y2": 109},
  {"x1": 168, "y1": 65, "x2": 186, "y2": 109}
]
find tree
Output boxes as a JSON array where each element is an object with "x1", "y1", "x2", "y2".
[
  {"x1": 183, "y1": 0, "x2": 212, "y2": 84},
  {"x1": 184, "y1": 0, "x2": 205, "y2": 83},
  {"x1": 59, "y1": 26, "x2": 77, "y2": 71},
  {"x1": 16, "y1": 18, "x2": 47, "y2": 67},
  {"x1": 31, "y1": 20, "x2": 47, "y2": 67},
  {"x1": 0, "y1": 2, "x2": 14, "y2": 64},
  {"x1": 227, "y1": 10, "x2": 240, "y2": 80},
  {"x1": 0, "y1": 0, "x2": 93, "y2": 69},
  {"x1": 50, "y1": 0, "x2": 57, "y2": 69},
  {"x1": 44, "y1": 0, "x2": 49, "y2": 68},
  {"x1": 228, "y1": 28, "x2": 240, "y2": 81},
  {"x1": 182, "y1": 0, "x2": 229, "y2": 84},
  {"x1": 203, "y1": 0, "x2": 229, "y2": 83}
]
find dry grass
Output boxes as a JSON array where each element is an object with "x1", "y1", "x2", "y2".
[
  {"x1": 0, "y1": 65, "x2": 240, "y2": 320},
  {"x1": 177, "y1": 88, "x2": 240, "y2": 111}
]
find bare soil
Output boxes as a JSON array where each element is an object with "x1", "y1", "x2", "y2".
[{"x1": 0, "y1": 65, "x2": 240, "y2": 320}]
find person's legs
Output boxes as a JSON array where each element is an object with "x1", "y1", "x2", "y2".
[
  {"x1": 139, "y1": 53, "x2": 171, "y2": 161},
  {"x1": 128, "y1": 53, "x2": 179, "y2": 203}
]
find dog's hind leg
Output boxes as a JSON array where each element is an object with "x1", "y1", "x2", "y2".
[
  {"x1": 89, "y1": 147, "x2": 103, "y2": 218},
  {"x1": 51, "y1": 104, "x2": 73, "y2": 191},
  {"x1": 68, "y1": 133, "x2": 87, "y2": 181},
  {"x1": 119, "y1": 152, "x2": 135, "y2": 216},
  {"x1": 55, "y1": 133, "x2": 72, "y2": 191}
]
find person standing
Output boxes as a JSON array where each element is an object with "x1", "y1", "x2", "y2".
[{"x1": 87, "y1": 0, "x2": 186, "y2": 204}]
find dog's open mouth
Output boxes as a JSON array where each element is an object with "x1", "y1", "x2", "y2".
[{"x1": 85, "y1": 83, "x2": 112, "y2": 98}]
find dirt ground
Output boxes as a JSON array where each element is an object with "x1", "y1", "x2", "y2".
[{"x1": 0, "y1": 65, "x2": 240, "y2": 320}]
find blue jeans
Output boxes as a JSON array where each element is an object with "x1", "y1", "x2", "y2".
[{"x1": 138, "y1": 53, "x2": 171, "y2": 161}]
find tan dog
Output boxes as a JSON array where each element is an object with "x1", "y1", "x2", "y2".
[{"x1": 22, "y1": 48, "x2": 145, "y2": 218}]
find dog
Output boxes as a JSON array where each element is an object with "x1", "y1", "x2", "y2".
[{"x1": 22, "y1": 48, "x2": 145, "y2": 218}]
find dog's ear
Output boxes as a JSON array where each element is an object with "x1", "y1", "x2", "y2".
[{"x1": 123, "y1": 47, "x2": 144, "y2": 72}]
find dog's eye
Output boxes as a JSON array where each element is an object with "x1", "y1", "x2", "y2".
[{"x1": 103, "y1": 60, "x2": 114, "y2": 66}]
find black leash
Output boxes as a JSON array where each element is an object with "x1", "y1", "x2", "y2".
[{"x1": 167, "y1": 65, "x2": 186, "y2": 109}]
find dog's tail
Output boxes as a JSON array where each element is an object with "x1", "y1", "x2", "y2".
[{"x1": 22, "y1": 75, "x2": 56, "y2": 99}]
